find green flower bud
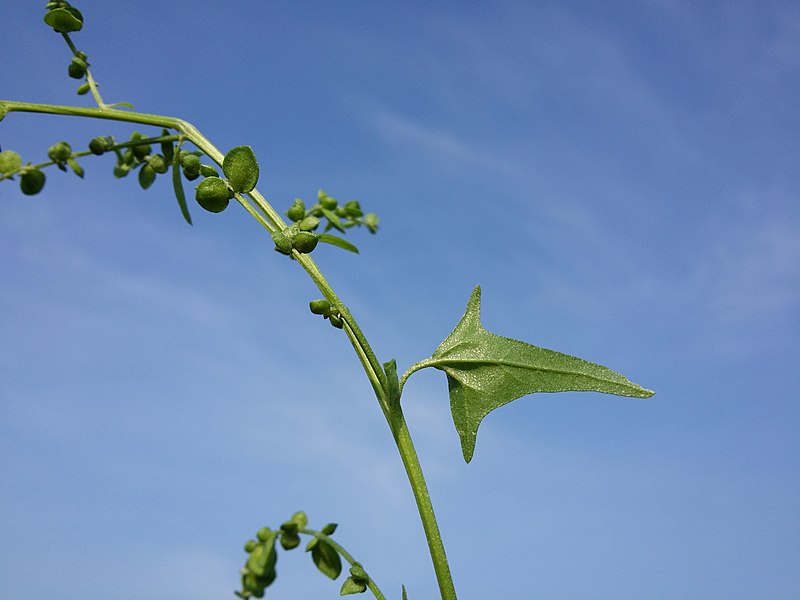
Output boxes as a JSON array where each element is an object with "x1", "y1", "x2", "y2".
[
  {"x1": 47, "y1": 141, "x2": 72, "y2": 163},
  {"x1": 0, "y1": 150, "x2": 22, "y2": 175},
  {"x1": 20, "y1": 169, "x2": 46, "y2": 195},
  {"x1": 244, "y1": 539, "x2": 257, "y2": 553},
  {"x1": 44, "y1": 6, "x2": 84, "y2": 33},
  {"x1": 364, "y1": 213, "x2": 379, "y2": 234},
  {"x1": 88, "y1": 137, "x2": 107, "y2": 155},
  {"x1": 147, "y1": 154, "x2": 168, "y2": 174},
  {"x1": 181, "y1": 152, "x2": 201, "y2": 180},
  {"x1": 194, "y1": 176, "x2": 231, "y2": 213},
  {"x1": 130, "y1": 133, "x2": 151, "y2": 160},
  {"x1": 286, "y1": 200, "x2": 305, "y2": 222},
  {"x1": 328, "y1": 313, "x2": 344, "y2": 329},
  {"x1": 200, "y1": 164, "x2": 220, "y2": 178},
  {"x1": 344, "y1": 200, "x2": 363, "y2": 218},
  {"x1": 256, "y1": 527, "x2": 271, "y2": 542},
  {"x1": 271, "y1": 230, "x2": 293, "y2": 255},
  {"x1": 291, "y1": 231, "x2": 319, "y2": 254},
  {"x1": 76, "y1": 82, "x2": 90, "y2": 95},
  {"x1": 138, "y1": 164, "x2": 156, "y2": 190},
  {"x1": 298, "y1": 215, "x2": 320, "y2": 231},
  {"x1": 113, "y1": 163, "x2": 131, "y2": 178},
  {"x1": 67, "y1": 57, "x2": 87, "y2": 79},
  {"x1": 309, "y1": 299, "x2": 331, "y2": 315},
  {"x1": 320, "y1": 194, "x2": 337, "y2": 210}
]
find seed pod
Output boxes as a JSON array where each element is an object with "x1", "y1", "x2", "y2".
[
  {"x1": 20, "y1": 169, "x2": 46, "y2": 195},
  {"x1": 147, "y1": 154, "x2": 168, "y2": 174},
  {"x1": 67, "y1": 57, "x2": 87, "y2": 79},
  {"x1": 292, "y1": 231, "x2": 319, "y2": 254},
  {"x1": 138, "y1": 164, "x2": 156, "y2": 190},
  {"x1": 113, "y1": 163, "x2": 131, "y2": 178},
  {"x1": 88, "y1": 137, "x2": 105, "y2": 155},
  {"x1": 320, "y1": 194, "x2": 337, "y2": 210},
  {"x1": 130, "y1": 133, "x2": 151, "y2": 160},
  {"x1": 47, "y1": 141, "x2": 72, "y2": 163},
  {"x1": 76, "y1": 83, "x2": 90, "y2": 95},
  {"x1": 199, "y1": 164, "x2": 220, "y2": 178},
  {"x1": 286, "y1": 200, "x2": 305, "y2": 222},
  {"x1": 0, "y1": 150, "x2": 22, "y2": 175},
  {"x1": 271, "y1": 230, "x2": 293, "y2": 255},
  {"x1": 364, "y1": 213, "x2": 379, "y2": 233},
  {"x1": 309, "y1": 299, "x2": 331, "y2": 315},
  {"x1": 181, "y1": 153, "x2": 201, "y2": 180},
  {"x1": 194, "y1": 176, "x2": 231, "y2": 213},
  {"x1": 298, "y1": 215, "x2": 320, "y2": 231},
  {"x1": 328, "y1": 313, "x2": 344, "y2": 329},
  {"x1": 44, "y1": 6, "x2": 84, "y2": 33}
]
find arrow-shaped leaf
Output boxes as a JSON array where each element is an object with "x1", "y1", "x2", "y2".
[{"x1": 402, "y1": 286, "x2": 654, "y2": 462}]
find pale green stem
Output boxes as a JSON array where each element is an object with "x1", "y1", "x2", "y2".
[{"x1": 0, "y1": 99, "x2": 458, "y2": 600}]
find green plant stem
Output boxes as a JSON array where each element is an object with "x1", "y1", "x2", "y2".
[
  {"x1": 300, "y1": 527, "x2": 387, "y2": 600},
  {"x1": 0, "y1": 98, "x2": 458, "y2": 600}
]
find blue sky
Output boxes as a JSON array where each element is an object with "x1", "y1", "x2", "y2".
[{"x1": 1, "y1": 1, "x2": 799, "y2": 598}]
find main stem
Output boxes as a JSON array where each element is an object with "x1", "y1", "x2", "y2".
[{"x1": 0, "y1": 99, "x2": 458, "y2": 600}]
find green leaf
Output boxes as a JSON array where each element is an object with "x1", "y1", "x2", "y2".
[
  {"x1": 321, "y1": 208, "x2": 346, "y2": 232},
  {"x1": 171, "y1": 149, "x2": 193, "y2": 225},
  {"x1": 318, "y1": 233, "x2": 359, "y2": 254},
  {"x1": 402, "y1": 585, "x2": 408, "y2": 600},
  {"x1": 310, "y1": 539, "x2": 342, "y2": 580},
  {"x1": 409, "y1": 286, "x2": 654, "y2": 463},
  {"x1": 223, "y1": 145, "x2": 259, "y2": 193}
]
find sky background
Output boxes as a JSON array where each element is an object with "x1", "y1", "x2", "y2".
[{"x1": 1, "y1": 1, "x2": 799, "y2": 599}]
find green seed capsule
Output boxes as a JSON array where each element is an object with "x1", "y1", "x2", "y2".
[
  {"x1": 194, "y1": 176, "x2": 231, "y2": 213},
  {"x1": 244, "y1": 540, "x2": 258, "y2": 553},
  {"x1": 256, "y1": 527, "x2": 271, "y2": 542},
  {"x1": 20, "y1": 170, "x2": 46, "y2": 195},
  {"x1": 292, "y1": 231, "x2": 319, "y2": 254}
]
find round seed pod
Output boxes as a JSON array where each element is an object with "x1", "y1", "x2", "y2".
[
  {"x1": 320, "y1": 194, "x2": 337, "y2": 210},
  {"x1": 20, "y1": 170, "x2": 46, "y2": 195},
  {"x1": 271, "y1": 230, "x2": 293, "y2": 255},
  {"x1": 67, "y1": 61, "x2": 86, "y2": 79},
  {"x1": 194, "y1": 176, "x2": 231, "y2": 213},
  {"x1": 181, "y1": 153, "x2": 201, "y2": 180},
  {"x1": 244, "y1": 540, "x2": 258, "y2": 553},
  {"x1": 138, "y1": 164, "x2": 156, "y2": 190},
  {"x1": 291, "y1": 231, "x2": 319, "y2": 254},
  {"x1": 47, "y1": 141, "x2": 72, "y2": 163},
  {"x1": 147, "y1": 154, "x2": 168, "y2": 174},
  {"x1": 88, "y1": 137, "x2": 107, "y2": 155},
  {"x1": 298, "y1": 215, "x2": 320, "y2": 231},
  {"x1": 256, "y1": 528, "x2": 271, "y2": 542},
  {"x1": 286, "y1": 200, "x2": 305, "y2": 222}
]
